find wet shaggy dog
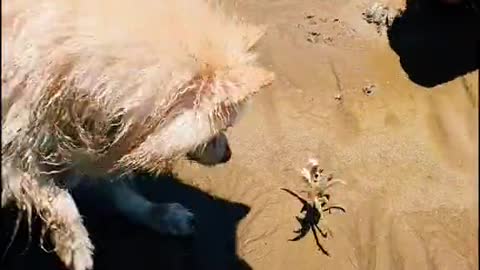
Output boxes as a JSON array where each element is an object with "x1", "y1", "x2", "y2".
[{"x1": 1, "y1": 0, "x2": 274, "y2": 269}]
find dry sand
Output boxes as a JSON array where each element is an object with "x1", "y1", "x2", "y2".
[
  {"x1": 176, "y1": 0, "x2": 479, "y2": 269},
  {"x1": 1, "y1": 0, "x2": 478, "y2": 270}
]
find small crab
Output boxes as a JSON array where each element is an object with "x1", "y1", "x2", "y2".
[
  {"x1": 281, "y1": 158, "x2": 346, "y2": 256},
  {"x1": 301, "y1": 158, "x2": 347, "y2": 213}
]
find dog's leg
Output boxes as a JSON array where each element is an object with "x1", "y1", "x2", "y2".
[
  {"x1": 1, "y1": 165, "x2": 18, "y2": 207},
  {"x1": 2, "y1": 164, "x2": 93, "y2": 270},
  {"x1": 97, "y1": 178, "x2": 195, "y2": 236},
  {"x1": 46, "y1": 187, "x2": 94, "y2": 270}
]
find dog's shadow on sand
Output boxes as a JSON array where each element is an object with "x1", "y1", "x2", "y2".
[
  {"x1": 387, "y1": 0, "x2": 478, "y2": 88},
  {"x1": 0, "y1": 174, "x2": 252, "y2": 270}
]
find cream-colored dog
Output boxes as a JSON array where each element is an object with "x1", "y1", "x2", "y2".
[{"x1": 1, "y1": 0, "x2": 274, "y2": 269}]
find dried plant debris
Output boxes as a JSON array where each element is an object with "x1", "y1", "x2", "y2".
[
  {"x1": 362, "y1": 82, "x2": 377, "y2": 96},
  {"x1": 301, "y1": 14, "x2": 357, "y2": 45},
  {"x1": 334, "y1": 94, "x2": 343, "y2": 101},
  {"x1": 281, "y1": 158, "x2": 346, "y2": 256},
  {"x1": 362, "y1": 2, "x2": 401, "y2": 34},
  {"x1": 306, "y1": 31, "x2": 321, "y2": 43}
]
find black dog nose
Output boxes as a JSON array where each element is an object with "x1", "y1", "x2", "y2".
[{"x1": 221, "y1": 146, "x2": 232, "y2": 163}]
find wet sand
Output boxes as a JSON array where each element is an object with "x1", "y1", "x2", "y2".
[{"x1": 1, "y1": 0, "x2": 478, "y2": 269}]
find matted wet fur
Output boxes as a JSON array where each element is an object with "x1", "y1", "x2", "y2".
[{"x1": 1, "y1": 0, "x2": 275, "y2": 269}]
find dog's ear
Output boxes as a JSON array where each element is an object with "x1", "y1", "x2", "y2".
[
  {"x1": 215, "y1": 66, "x2": 275, "y2": 103},
  {"x1": 168, "y1": 65, "x2": 274, "y2": 129},
  {"x1": 201, "y1": 65, "x2": 274, "y2": 130},
  {"x1": 163, "y1": 65, "x2": 274, "y2": 114}
]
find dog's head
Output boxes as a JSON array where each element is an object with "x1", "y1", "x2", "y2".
[
  {"x1": 180, "y1": 67, "x2": 273, "y2": 167},
  {"x1": 118, "y1": 66, "x2": 274, "y2": 173}
]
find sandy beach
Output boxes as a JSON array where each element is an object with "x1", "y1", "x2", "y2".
[{"x1": 1, "y1": 0, "x2": 478, "y2": 269}]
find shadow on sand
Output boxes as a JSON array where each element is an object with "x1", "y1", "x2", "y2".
[
  {"x1": 387, "y1": 0, "x2": 479, "y2": 88},
  {"x1": 0, "y1": 174, "x2": 252, "y2": 270}
]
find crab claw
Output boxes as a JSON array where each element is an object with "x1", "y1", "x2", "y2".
[
  {"x1": 324, "y1": 179, "x2": 347, "y2": 190},
  {"x1": 301, "y1": 168, "x2": 312, "y2": 181},
  {"x1": 308, "y1": 158, "x2": 319, "y2": 166}
]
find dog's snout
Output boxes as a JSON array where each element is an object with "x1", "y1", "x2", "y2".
[
  {"x1": 186, "y1": 133, "x2": 231, "y2": 166},
  {"x1": 221, "y1": 145, "x2": 232, "y2": 163}
]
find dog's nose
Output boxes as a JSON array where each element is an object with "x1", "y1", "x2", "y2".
[{"x1": 221, "y1": 146, "x2": 232, "y2": 163}]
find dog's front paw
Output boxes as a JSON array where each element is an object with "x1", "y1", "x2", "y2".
[
  {"x1": 52, "y1": 223, "x2": 94, "y2": 270},
  {"x1": 148, "y1": 202, "x2": 195, "y2": 237},
  {"x1": 70, "y1": 242, "x2": 94, "y2": 270}
]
